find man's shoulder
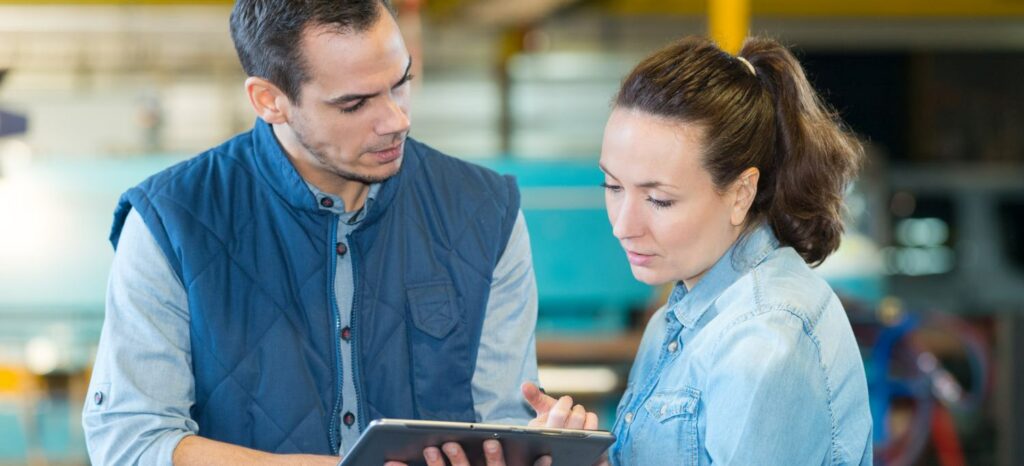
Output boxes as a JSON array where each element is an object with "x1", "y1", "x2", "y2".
[{"x1": 136, "y1": 130, "x2": 255, "y2": 198}]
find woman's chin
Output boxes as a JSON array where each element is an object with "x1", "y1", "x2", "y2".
[{"x1": 630, "y1": 266, "x2": 670, "y2": 286}]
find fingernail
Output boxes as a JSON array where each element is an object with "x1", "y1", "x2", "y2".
[
  {"x1": 485, "y1": 440, "x2": 498, "y2": 453},
  {"x1": 425, "y1": 448, "x2": 439, "y2": 461},
  {"x1": 444, "y1": 444, "x2": 459, "y2": 455}
]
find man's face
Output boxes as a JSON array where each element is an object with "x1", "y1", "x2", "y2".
[{"x1": 282, "y1": 9, "x2": 412, "y2": 184}]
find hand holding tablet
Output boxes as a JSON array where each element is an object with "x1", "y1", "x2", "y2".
[{"x1": 349, "y1": 383, "x2": 612, "y2": 466}]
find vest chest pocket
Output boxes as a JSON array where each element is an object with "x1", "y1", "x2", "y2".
[
  {"x1": 407, "y1": 282, "x2": 458, "y2": 339},
  {"x1": 406, "y1": 281, "x2": 472, "y2": 420}
]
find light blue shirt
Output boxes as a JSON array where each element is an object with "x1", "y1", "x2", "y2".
[
  {"x1": 83, "y1": 183, "x2": 539, "y2": 465},
  {"x1": 610, "y1": 224, "x2": 872, "y2": 466}
]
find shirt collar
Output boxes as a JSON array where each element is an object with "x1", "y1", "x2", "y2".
[
  {"x1": 305, "y1": 181, "x2": 381, "y2": 224},
  {"x1": 668, "y1": 222, "x2": 779, "y2": 328}
]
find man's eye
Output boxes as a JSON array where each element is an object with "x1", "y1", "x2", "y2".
[{"x1": 341, "y1": 100, "x2": 367, "y2": 113}]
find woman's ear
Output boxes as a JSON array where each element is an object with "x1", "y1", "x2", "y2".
[
  {"x1": 244, "y1": 77, "x2": 290, "y2": 125},
  {"x1": 730, "y1": 167, "x2": 760, "y2": 226}
]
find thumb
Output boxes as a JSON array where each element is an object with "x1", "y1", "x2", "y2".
[{"x1": 522, "y1": 382, "x2": 556, "y2": 414}]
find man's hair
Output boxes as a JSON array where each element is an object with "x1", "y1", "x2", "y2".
[{"x1": 230, "y1": 0, "x2": 395, "y2": 103}]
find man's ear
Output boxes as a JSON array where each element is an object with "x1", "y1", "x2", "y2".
[
  {"x1": 730, "y1": 167, "x2": 760, "y2": 227},
  {"x1": 244, "y1": 77, "x2": 290, "y2": 124}
]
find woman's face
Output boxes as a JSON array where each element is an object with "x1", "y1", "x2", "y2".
[{"x1": 599, "y1": 107, "x2": 755, "y2": 289}]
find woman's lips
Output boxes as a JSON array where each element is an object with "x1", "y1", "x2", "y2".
[{"x1": 626, "y1": 250, "x2": 656, "y2": 267}]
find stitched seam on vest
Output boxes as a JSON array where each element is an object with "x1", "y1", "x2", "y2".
[
  {"x1": 271, "y1": 407, "x2": 321, "y2": 453},
  {"x1": 210, "y1": 367, "x2": 306, "y2": 449}
]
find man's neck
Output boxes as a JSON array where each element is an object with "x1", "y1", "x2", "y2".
[{"x1": 272, "y1": 123, "x2": 370, "y2": 213}]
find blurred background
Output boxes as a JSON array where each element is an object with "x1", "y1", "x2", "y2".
[{"x1": 1, "y1": 0, "x2": 1023, "y2": 464}]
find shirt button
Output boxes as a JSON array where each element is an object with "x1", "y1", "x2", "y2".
[
  {"x1": 343, "y1": 412, "x2": 356, "y2": 427},
  {"x1": 341, "y1": 326, "x2": 352, "y2": 342},
  {"x1": 624, "y1": 412, "x2": 633, "y2": 424},
  {"x1": 93, "y1": 391, "x2": 104, "y2": 405},
  {"x1": 336, "y1": 242, "x2": 348, "y2": 256},
  {"x1": 667, "y1": 341, "x2": 679, "y2": 353},
  {"x1": 320, "y1": 197, "x2": 334, "y2": 208}
]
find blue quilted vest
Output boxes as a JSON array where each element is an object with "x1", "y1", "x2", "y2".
[{"x1": 109, "y1": 119, "x2": 521, "y2": 455}]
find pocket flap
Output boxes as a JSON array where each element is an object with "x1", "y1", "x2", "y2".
[
  {"x1": 644, "y1": 387, "x2": 700, "y2": 422},
  {"x1": 407, "y1": 282, "x2": 458, "y2": 339}
]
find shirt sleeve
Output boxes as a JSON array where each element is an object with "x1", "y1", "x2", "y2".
[
  {"x1": 471, "y1": 210, "x2": 540, "y2": 425},
  {"x1": 703, "y1": 310, "x2": 833, "y2": 465},
  {"x1": 82, "y1": 209, "x2": 198, "y2": 466}
]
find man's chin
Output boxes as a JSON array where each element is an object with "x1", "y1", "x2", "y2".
[{"x1": 331, "y1": 160, "x2": 401, "y2": 185}]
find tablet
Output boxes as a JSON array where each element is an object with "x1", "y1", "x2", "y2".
[{"x1": 339, "y1": 419, "x2": 615, "y2": 466}]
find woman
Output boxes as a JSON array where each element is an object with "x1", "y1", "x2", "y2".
[
  {"x1": 590, "y1": 35, "x2": 872, "y2": 465},
  {"x1": 406, "y1": 34, "x2": 872, "y2": 466}
]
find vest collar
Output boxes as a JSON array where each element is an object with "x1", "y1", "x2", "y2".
[{"x1": 249, "y1": 117, "x2": 407, "y2": 220}]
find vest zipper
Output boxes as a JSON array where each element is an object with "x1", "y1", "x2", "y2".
[
  {"x1": 327, "y1": 219, "x2": 344, "y2": 455},
  {"x1": 347, "y1": 231, "x2": 367, "y2": 432}
]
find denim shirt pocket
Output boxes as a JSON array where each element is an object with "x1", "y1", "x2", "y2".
[
  {"x1": 644, "y1": 387, "x2": 699, "y2": 422},
  {"x1": 633, "y1": 387, "x2": 701, "y2": 465}
]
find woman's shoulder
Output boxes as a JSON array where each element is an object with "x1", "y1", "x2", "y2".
[{"x1": 709, "y1": 246, "x2": 840, "y2": 340}]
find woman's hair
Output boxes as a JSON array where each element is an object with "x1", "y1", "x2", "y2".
[{"x1": 615, "y1": 35, "x2": 863, "y2": 266}]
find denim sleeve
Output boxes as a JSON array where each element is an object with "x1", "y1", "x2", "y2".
[
  {"x1": 83, "y1": 209, "x2": 198, "y2": 466},
  {"x1": 471, "y1": 211, "x2": 539, "y2": 425},
  {"x1": 704, "y1": 310, "x2": 832, "y2": 464}
]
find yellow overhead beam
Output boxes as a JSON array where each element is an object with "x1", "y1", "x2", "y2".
[
  {"x1": 604, "y1": 0, "x2": 1024, "y2": 17},
  {"x1": 709, "y1": 0, "x2": 749, "y2": 54}
]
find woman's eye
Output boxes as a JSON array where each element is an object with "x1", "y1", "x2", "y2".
[
  {"x1": 600, "y1": 182, "x2": 622, "y2": 193},
  {"x1": 646, "y1": 196, "x2": 675, "y2": 209}
]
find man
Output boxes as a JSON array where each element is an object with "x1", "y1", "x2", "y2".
[{"x1": 82, "y1": 1, "x2": 539, "y2": 464}]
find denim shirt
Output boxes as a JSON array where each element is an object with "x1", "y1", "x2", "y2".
[{"x1": 610, "y1": 224, "x2": 872, "y2": 466}]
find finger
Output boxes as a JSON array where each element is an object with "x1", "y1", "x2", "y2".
[
  {"x1": 584, "y1": 412, "x2": 599, "y2": 430},
  {"x1": 442, "y1": 442, "x2": 471, "y2": 466},
  {"x1": 534, "y1": 454, "x2": 553, "y2": 466},
  {"x1": 384, "y1": 462, "x2": 407, "y2": 466},
  {"x1": 423, "y1": 446, "x2": 445, "y2": 466},
  {"x1": 483, "y1": 439, "x2": 506, "y2": 466},
  {"x1": 567, "y1": 404, "x2": 587, "y2": 429},
  {"x1": 522, "y1": 382, "x2": 557, "y2": 414},
  {"x1": 594, "y1": 452, "x2": 611, "y2": 466},
  {"x1": 527, "y1": 412, "x2": 548, "y2": 428},
  {"x1": 546, "y1": 395, "x2": 574, "y2": 428}
]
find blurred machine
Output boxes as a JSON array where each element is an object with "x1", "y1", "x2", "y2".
[{"x1": 0, "y1": 70, "x2": 28, "y2": 141}]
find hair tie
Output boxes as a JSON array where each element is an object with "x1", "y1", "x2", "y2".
[{"x1": 736, "y1": 56, "x2": 756, "y2": 76}]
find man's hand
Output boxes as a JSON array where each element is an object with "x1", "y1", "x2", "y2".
[{"x1": 384, "y1": 440, "x2": 551, "y2": 466}]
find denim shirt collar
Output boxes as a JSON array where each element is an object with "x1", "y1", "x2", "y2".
[{"x1": 667, "y1": 223, "x2": 779, "y2": 328}]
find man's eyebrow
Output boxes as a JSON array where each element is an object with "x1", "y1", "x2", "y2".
[{"x1": 324, "y1": 57, "x2": 413, "y2": 106}]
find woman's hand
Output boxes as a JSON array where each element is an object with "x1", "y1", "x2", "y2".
[
  {"x1": 523, "y1": 382, "x2": 609, "y2": 466},
  {"x1": 384, "y1": 382, "x2": 604, "y2": 466},
  {"x1": 522, "y1": 382, "x2": 599, "y2": 430}
]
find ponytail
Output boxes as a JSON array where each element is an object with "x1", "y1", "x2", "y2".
[{"x1": 740, "y1": 38, "x2": 863, "y2": 266}]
